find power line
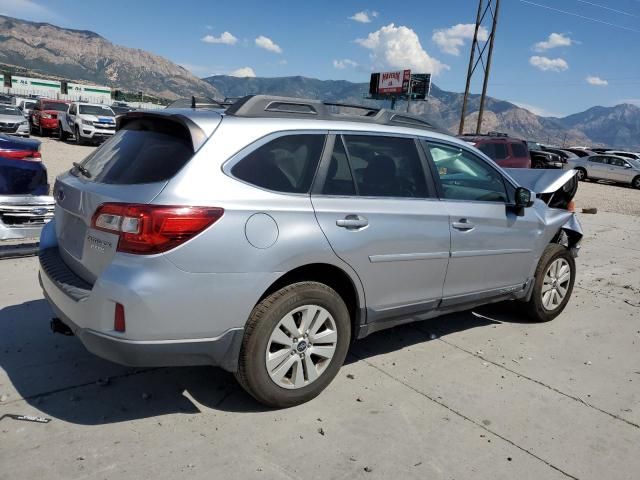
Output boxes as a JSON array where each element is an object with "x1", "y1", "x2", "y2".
[
  {"x1": 576, "y1": 0, "x2": 637, "y2": 17},
  {"x1": 518, "y1": 0, "x2": 640, "y2": 33}
]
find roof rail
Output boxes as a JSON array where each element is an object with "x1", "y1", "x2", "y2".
[{"x1": 224, "y1": 95, "x2": 444, "y2": 132}]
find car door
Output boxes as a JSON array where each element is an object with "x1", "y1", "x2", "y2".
[
  {"x1": 311, "y1": 134, "x2": 450, "y2": 322},
  {"x1": 421, "y1": 141, "x2": 540, "y2": 303},
  {"x1": 606, "y1": 157, "x2": 631, "y2": 182},
  {"x1": 587, "y1": 156, "x2": 608, "y2": 179},
  {"x1": 67, "y1": 104, "x2": 76, "y2": 131}
]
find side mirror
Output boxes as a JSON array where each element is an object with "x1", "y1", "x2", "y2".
[{"x1": 515, "y1": 187, "x2": 534, "y2": 208}]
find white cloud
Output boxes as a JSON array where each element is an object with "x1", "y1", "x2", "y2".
[
  {"x1": 0, "y1": 0, "x2": 62, "y2": 22},
  {"x1": 230, "y1": 67, "x2": 256, "y2": 78},
  {"x1": 255, "y1": 35, "x2": 282, "y2": 53},
  {"x1": 356, "y1": 23, "x2": 449, "y2": 76},
  {"x1": 333, "y1": 58, "x2": 358, "y2": 69},
  {"x1": 533, "y1": 33, "x2": 574, "y2": 52},
  {"x1": 529, "y1": 56, "x2": 569, "y2": 72},
  {"x1": 201, "y1": 31, "x2": 238, "y2": 45},
  {"x1": 349, "y1": 10, "x2": 378, "y2": 23},
  {"x1": 586, "y1": 75, "x2": 608, "y2": 86},
  {"x1": 512, "y1": 101, "x2": 562, "y2": 117},
  {"x1": 432, "y1": 23, "x2": 489, "y2": 56}
]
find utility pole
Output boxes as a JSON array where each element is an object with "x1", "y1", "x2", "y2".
[{"x1": 458, "y1": 0, "x2": 501, "y2": 135}]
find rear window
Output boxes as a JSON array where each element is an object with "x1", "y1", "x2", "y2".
[
  {"x1": 42, "y1": 102, "x2": 68, "y2": 112},
  {"x1": 231, "y1": 134, "x2": 325, "y2": 193},
  {"x1": 478, "y1": 142, "x2": 508, "y2": 160},
  {"x1": 75, "y1": 119, "x2": 193, "y2": 184},
  {"x1": 511, "y1": 142, "x2": 528, "y2": 158}
]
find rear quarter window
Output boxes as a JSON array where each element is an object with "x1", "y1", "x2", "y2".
[
  {"x1": 231, "y1": 134, "x2": 325, "y2": 193},
  {"x1": 511, "y1": 143, "x2": 528, "y2": 158},
  {"x1": 478, "y1": 142, "x2": 508, "y2": 160}
]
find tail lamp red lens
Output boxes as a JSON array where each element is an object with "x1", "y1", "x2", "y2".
[
  {"x1": 0, "y1": 150, "x2": 42, "y2": 162},
  {"x1": 114, "y1": 303, "x2": 126, "y2": 332},
  {"x1": 91, "y1": 203, "x2": 224, "y2": 254}
]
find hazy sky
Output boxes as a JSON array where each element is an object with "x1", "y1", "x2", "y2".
[{"x1": 2, "y1": 0, "x2": 640, "y2": 116}]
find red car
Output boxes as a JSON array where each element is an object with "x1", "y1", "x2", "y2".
[
  {"x1": 29, "y1": 99, "x2": 69, "y2": 137},
  {"x1": 459, "y1": 133, "x2": 532, "y2": 168}
]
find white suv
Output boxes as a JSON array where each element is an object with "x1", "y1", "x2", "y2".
[{"x1": 58, "y1": 102, "x2": 116, "y2": 145}]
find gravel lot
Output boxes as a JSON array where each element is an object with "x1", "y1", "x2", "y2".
[
  {"x1": 1, "y1": 136, "x2": 638, "y2": 480},
  {"x1": 37, "y1": 136, "x2": 640, "y2": 215}
]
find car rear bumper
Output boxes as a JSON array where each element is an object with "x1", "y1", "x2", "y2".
[{"x1": 42, "y1": 282, "x2": 243, "y2": 370}]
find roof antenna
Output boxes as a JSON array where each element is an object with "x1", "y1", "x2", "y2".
[{"x1": 191, "y1": 96, "x2": 196, "y2": 109}]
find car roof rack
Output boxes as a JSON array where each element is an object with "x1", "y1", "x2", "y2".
[{"x1": 224, "y1": 95, "x2": 444, "y2": 132}]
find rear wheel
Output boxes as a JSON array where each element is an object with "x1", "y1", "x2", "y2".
[
  {"x1": 520, "y1": 244, "x2": 575, "y2": 322},
  {"x1": 575, "y1": 167, "x2": 587, "y2": 181},
  {"x1": 235, "y1": 282, "x2": 351, "y2": 408},
  {"x1": 632, "y1": 176, "x2": 640, "y2": 189}
]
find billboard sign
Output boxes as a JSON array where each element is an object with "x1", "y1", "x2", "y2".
[
  {"x1": 377, "y1": 70, "x2": 411, "y2": 94},
  {"x1": 66, "y1": 82, "x2": 112, "y2": 102},
  {"x1": 11, "y1": 76, "x2": 61, "y2": 93},
  {"x1": 410, "y1": 73, "x2": 432, "y2": 100}
]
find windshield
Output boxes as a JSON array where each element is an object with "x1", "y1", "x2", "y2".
[
  {"x1": 527, "y1": 141, "x2": 542, "y2": 150},
  {"x1": 23, "y1": 101, "x2": 36, "y2": 109},
  {"x1": 0, "y1": 106, "x2": 22, "y2": 116},
  {"x1": 43, "y1": 102, "x2": 69, "y2": 112},
  {"x1": 79, "y1": 105, "x2": 115, "y2": 116}
]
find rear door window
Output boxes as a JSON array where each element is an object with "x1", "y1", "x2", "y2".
[
  {"x1": 478, "y1": 142, "x2": 508, "y2": 160},
  {"x1": 231, "y1": 134, "x2": 325, "y2": 193},
  {"x1": 75, "y1": 118, "x2": 194, "y2": 184},
  {"x1": 341, "y1": 135, "x2": 429, "y2": 198},
  {"x1": 511, "y1": 142, "x2": 528, "y2": 158}
]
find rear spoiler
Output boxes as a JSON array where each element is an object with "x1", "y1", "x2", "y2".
[{"x1": 117, "y1": 111, "x2": 209, "y2": 152}]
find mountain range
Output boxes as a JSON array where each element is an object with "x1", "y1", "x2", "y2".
[{"x1": 0, "y1": 14, "x2": 638, "y2": 149}]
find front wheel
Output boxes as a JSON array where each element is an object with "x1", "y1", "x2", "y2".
[
  {"x1": 520, "y1": 244, "x2": 575, "y2": 322},
  {"x1": 58, "y1": 123, "x2": 68, "y2": 141},
  {"x1": 75, "y1": 126, "x2": 85, "y2": 145},
  {"x1": 235, "y1": 282, "x2": 351, "y2": 408},
  {"x1": 575, "y1": 168, "x2": 587, "y2": 181}
]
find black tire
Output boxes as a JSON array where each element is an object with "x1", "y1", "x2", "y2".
[
  {"x1": 38, "y1": 123, "x2": 45, "y2": 137},
  {"x1": 632, "y1": 176, "x2": 640, "y2": 189},
  {"x1": 235, "y1": 281, "x2": 351, "y2": 408},
  {"x1": 58, "y1": 123, "x2": 67, "y2": 141},
  {"x1": 521, "y1": 244, "x2": 575, "y2": 322},
  {"x1": 75, "y1": 126, "x2": 85, "y2": 145},
  {"x1": 533, "y1": 160, "x2": 544, "y2": 169},
  {"x1": 575, "y1": 167, "x2": 587, "y2": 181}
]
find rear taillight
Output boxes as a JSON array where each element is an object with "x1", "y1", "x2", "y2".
[
  {"x1": 0, "y1": 150, "x2": 42, "y2": 162},
  {"x1": 91, "y1": 203, "x2": 224, "y2": 254}
]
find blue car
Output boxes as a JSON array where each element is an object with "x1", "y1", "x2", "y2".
[{"x1": 0, "y1": 134, "x2": 54, "y2": 240}]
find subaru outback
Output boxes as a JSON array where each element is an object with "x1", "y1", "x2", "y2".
[{"x1": 39, "y1": 96, "x2": 583, "y2": 407}]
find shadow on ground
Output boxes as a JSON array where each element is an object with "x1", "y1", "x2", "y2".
[{"x1": 0, "y1": 298, "x2": 529, "y2": 425}]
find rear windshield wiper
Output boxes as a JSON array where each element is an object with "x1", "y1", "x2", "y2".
[{"x1": 72, "y1": 162, "x2": 92, "y2": 178}]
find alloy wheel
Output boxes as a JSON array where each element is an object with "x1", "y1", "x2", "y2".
[
  {"x1": 541, "y1": 258, "x2": 571, "y2": 311},
  {"x1": 265, "y1": 305, "x2": 338, "y2": 389}
]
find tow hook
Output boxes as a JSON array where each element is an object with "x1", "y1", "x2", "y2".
[{"x1": 50, "y1": 318, "x2": 74, "y2": 336}]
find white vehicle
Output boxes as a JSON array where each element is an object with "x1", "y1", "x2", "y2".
[
  {"x1": 58, "y1": 102, "x2": 116, "y2": 145},
  {"x1": 605, "y1": 150, "x2": 640, "y2": 161}
]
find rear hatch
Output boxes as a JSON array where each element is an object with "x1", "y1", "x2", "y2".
[{"x1": 54, "y1": 112, "x2": 219, "y2": 284}]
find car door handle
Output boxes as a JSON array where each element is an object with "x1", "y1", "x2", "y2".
[
  {"x1": 336, "y1": 215, "x2": 368, "y2": 230},
  {"x1": 452, "y1": 219, "x2": 475, "y2": 231}
]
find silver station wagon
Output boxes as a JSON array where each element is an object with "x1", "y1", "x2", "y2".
[{"x1": 40, "y1": 96, "x2": 583, "y2": 407}]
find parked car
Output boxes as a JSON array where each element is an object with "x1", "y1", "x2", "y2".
[
  {"x1": 30, "y1": 99, "x2": 69, "y2": 136},
  {"x1": 0, "y1": 134, "x2": 54, "y2": 240},
  {"x1": 0, "y1": 94, "x2": 13, "y2": 105},
  {"x1": 605, "y1": 150, "x2": 640, "y2": 161},
  {"x1": 526, "y1": 142, "x2": 564, "y2": 169},
  {"x1": 0, "y1": 104, "x2": 30, "y2": 137},
  {"x1": 58, "y1": 102, "x2": 117, "y2": 145},
  {"x1": 589, "y1": 148, "x2": 611, "y2": 154},
  {"x1": 565, "y1": 148, "x2": 596, "y2": 158},
  {"x1": 568, "y1": 154, "x2": 640, "y2": 188},
  {"x1": 542, "y1": 146, "x2": 578, "y2": 162},
  {"x1": 459, "y1": 133, "x2": 531, "y2": 168},
  {"x1": 40, "y1": 96, "x2": 583, "y2": 407},
  {"x1": 16, "y1": 99, "x2": 37, "y2": 119},
  {"x1": 110, "y1": 105, "x2": 135, "y2": 116}
]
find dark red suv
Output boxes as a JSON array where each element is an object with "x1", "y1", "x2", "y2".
[
  {"x1": 459, "y1": 133, "x2": 531, "y2": 168},
  {"x1": 29, "y1": 99, "x2": 69, "y2": 136}
]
